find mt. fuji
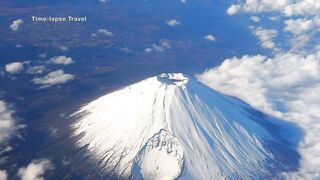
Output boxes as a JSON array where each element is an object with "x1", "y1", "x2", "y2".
[{"x1": 72, "y1": 73, "x2": 301, "y2": 179}]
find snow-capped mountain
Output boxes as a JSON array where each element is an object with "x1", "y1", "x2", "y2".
[{"x1": 72, "y1": 73, "x2": 301, "y2": 180}]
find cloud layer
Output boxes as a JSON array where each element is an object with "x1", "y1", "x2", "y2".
[
  {"x1": 227, "y1": 0, "x2": 320, "y2": 51},
  {"x1": 197, "y1": 47, "x2": 320, "y2": 178},
  {"x1": 227, "y1": 0, "x2": 320, "y2": 17}
]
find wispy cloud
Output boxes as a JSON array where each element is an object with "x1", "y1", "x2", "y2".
[
  {"x1": 26, "y1": 65, "x2": 46, "y2": 75},
  {"x1": 97, "y1": 28, "x2": 114, "y2": 37},
  {"x1": 251, "y1": 27, "x2": 278, "y2": 50},
  {"x1": 144, "y1": 41, "x2": 171, "y2": 53}
]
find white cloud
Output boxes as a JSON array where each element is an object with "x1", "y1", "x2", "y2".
[
  {"x1": 58, "y1": 45, "x2": 68, "y2": 51},
  {"x1": 251, "y1": 16, "x2": 260, "y2": 22},
  {"x1": 97, "y1": 28, "x2": 114, "y2": 37},
  {"x1": 49, "y1": 56, "x2": 74, "y2": 65},
  {"x1": 152, "y1": 44, "x2": 165, "y2": 52},
  {"x1": 249, "y1": 0, "x2": 286, "y2": 13},
  {"x1": 26, "y1": 65, "x2": 46, "y2": 75},
  {"x1": 48, "y1": 127, "x2": 59, "y2": 138},
  {"x1": 180, "y1": 0, "x2": 187, "y2": 3},
  {"x1": 119, "y1": 47, "x2": 133, "y2": 53},
  {"x1": 161, "y1": 41, "x2": 171, "y2": 49},
  {"x1": 284, "y1": 18, "x2": 319, "y2": 36},
  {"x1": 0, "y1": 99, "x2": 23, "y2": 166},
  {"x1": 227, "y1": 1, "x2": 320, "y2": 51},
  {"x1": 204, "y1": 34, "x2": 216, "y2": 41},
  {"x1": 32, "y1": 70, "x2": 74, "y2": 88},
  {"x1": 251, "y1": 27, "x2": 278, "y2": 50},
  {"x1": 225, "y1": 0, "x2": 320, "y2": 49},
  {"x1": 226, "y1": 0, "x2": 320, "y2": 17},
  {"x1": 0, "y1": 100, "x2": 19, "y2": 146},
  {"x1": 0, "y1": 146, "x2": 12, "y2": 156},
  {"x1": 18, "y1": 159, "x2": 54, "y2": 180},
  {"x1": 166, "y1": 19, "x2": 181, "y2": 27},
  {"x1": 268, "y1": 16, "x2": 279, "y2": 21},
  {"x1": 283, "y1": 0, "x2": 320, "y2": 17},
  {"x1": 38, "y1": 53, "x2": 47, "y2": 59},
  {"x1": 5, "y1": 62, "x2": 24, "y2": 74},
  {"x1": 210, "y1": 0, "x2": 320, "y2": 178},
  {"x1": 283, "y1": 18, "x2": 320, "y2": 49},
  {"x1": 0, "y1": 170, "x2": 8, "y2": 180},
  {"x1": 227, "y1": 5, "x2": 239, "y2": 15},
  {"x1": 196, "y1": 47, "x2": 320, "y2": 178},
  {"x1": 10, "y1": 19, "x2": 23, "y2": 31},
  {"x1": 144, "y1": 41, "x2": 171, "y2": 53},
  {"x1": 144, "y1": 48, "x2": 153, "y2": 53}
]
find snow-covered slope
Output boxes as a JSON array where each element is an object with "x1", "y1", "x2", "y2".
[{"x1": 72, "y1": 73, "x2": 301, "y2": 179}]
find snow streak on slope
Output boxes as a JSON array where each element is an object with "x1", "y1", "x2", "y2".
[{"x1": 72, "y1": 73, "x2": 301, "y2": 179}]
